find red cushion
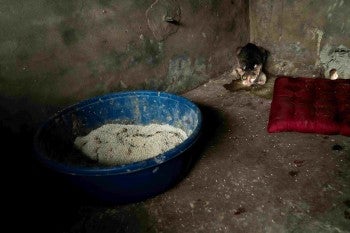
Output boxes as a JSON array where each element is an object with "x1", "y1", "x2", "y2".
[{"x1": 267, "y1": 76, "x2": 350, "y2": 136}]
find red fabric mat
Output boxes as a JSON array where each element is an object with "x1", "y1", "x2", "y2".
[{"x1": 267, "y1": 76, "x2": 350, "y2": 136}]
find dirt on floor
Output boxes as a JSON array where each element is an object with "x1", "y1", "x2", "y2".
[{"x1": 21, "y1": 72, "x2": 350, "y2": 233}]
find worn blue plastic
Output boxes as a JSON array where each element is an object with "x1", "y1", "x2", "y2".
[{"x1": 33, "y1": 91, "x2": 202, "y2": 204}]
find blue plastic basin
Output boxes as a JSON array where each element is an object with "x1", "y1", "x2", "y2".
[{"x1": 33, "y1": 91, "x2": 202, "y2": 204}]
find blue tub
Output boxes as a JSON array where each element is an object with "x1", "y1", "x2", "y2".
[{"x1": 33, "y1": 91, "x2": 202, "y2": 204}]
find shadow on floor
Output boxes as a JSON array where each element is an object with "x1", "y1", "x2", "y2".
[
  {"x1": 185, "y1": 103, "x2": 227, "y2": 170},
  {"x1": 223, "y1": 75, "x2": 276, "y2": 99},
  {"x1": 3, "y1": 95, "x2": 227, "y2": 232}
]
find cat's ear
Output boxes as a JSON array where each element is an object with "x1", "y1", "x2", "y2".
[
  {"x1": 236, "y1": 46, "x2": 242, "y2": 55},
  {"x1": 258, "y1": 46, "x2": 269, "y2": 62}
]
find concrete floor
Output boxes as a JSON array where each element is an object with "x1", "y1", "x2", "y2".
[{"x1": 10, "y1": 73, "x2": 350, "y2": 233}]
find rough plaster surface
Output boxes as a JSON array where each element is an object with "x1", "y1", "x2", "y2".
[
  {"x1": 20, "y1": 73, "x2": 350, "y2": 233},
  {"x1": 0, "y1": 0, "x2": 249, "y2": 104},
  {"x1": 250, "y1": 0, "x2": 350, "y2": 78},
  {"x1": 320, "y1": 44, "x2": 350, "y2": 79},
  {"x1": 143, "y1": 74, "x2": 350, "y2": 233},
  {"x1": 3, "y1": 2, "x2": 350, "y2": 232}
]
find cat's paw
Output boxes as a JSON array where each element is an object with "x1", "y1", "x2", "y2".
[
  {"x1": 242, "y1": 79, "x2": 252, "y2": 86},
  {"x1": 256, "y1": 72, "x2": 267, "y2": 85}
]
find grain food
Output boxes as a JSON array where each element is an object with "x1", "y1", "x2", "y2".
[{"x1": 74, "y1": 123, "x2": 188, "y2": 166}]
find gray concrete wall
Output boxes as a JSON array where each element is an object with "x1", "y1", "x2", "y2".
[
  {"x1": 4, "y1": 0, "x2": 350, "y2": 134},
  {"x1": 250, "y1": 0, "x2": 350, "y2": 78},
  {"x1": 0, "y1": 0, "x2": 249, "y2": 106}
]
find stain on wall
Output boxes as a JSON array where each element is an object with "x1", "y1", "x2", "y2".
[
  {"x1": 0, "y1": 0, "x2": 249, "y2": 106},
  {"x1": 7, "y1": 0, "x2": 350, "y2": 133},
  {"x1": 320, "y1": 44, "x2": 350, "y2": 78},
  {"x1": 250, "y1": 0, "x2": 350, "y2": 78}
]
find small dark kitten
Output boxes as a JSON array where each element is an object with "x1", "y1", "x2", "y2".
[{"x1": 233, "y1": 43, "x2": 269, "y2": 86}]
